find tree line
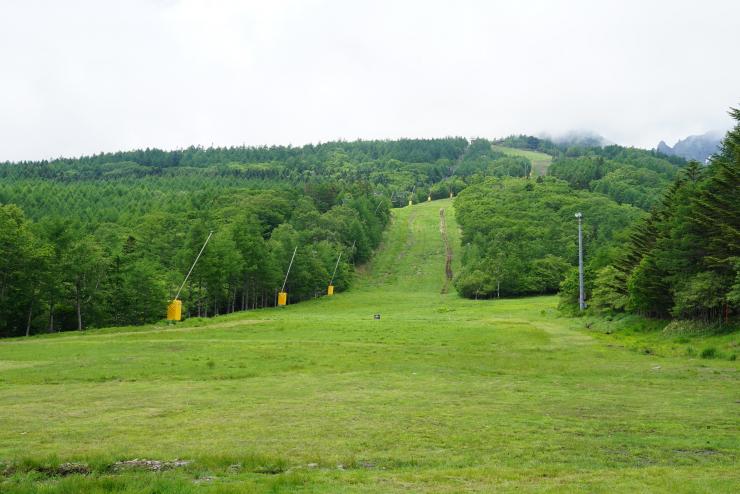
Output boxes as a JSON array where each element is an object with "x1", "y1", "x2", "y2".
[
  {"x1": 574, "y1": 109, "x2": 739, "y2": 322},
  {"x1": 0, "y1": 185, "x2": 390, "y2": 337},
  {"x1": 5, "y1": 121, "x2": 729, "y2": 336},
  {"x1": 454, "y1": 177, "x2": 643, "y2": 298},
  {"x1": 453, "y1": 133, "x2": 690, "y2": 301},
  {"x1": 0, "y1": 134, "x2": 539, "y2": 337}
]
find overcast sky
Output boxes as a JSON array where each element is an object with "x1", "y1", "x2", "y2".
[{"x1": 1, "y1": 0, "x2": 738, "y2": 161}]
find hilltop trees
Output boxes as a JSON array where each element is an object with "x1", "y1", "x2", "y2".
[{"x1": 548, "y1": 153, "x2": 679, "y2": 210}]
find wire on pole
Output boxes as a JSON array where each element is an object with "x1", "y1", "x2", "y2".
[
  {"x1": 281, "y1": 246, "x2": 298, "y2": 292},
  {"x1": 175, "y1": 230, "x2": 214, "y2": 301},
  {"x1": 329, "y1": 252, "x2": 342, "y2": 286}
]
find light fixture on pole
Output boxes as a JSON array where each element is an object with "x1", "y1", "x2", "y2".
[{"x1": 575, "y1": 212, "x2": 585, "y2": 311}]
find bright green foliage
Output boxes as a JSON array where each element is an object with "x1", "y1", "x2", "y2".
[
  {"x1": 490, "y1": 145, "x2": 553, "y2": 176},
  {"x1": 549, "y1": 156, "x2": 615, "y2": 189},
  {"x1": 0, "y1": 199, "x2": 737, "y2": 493},
  {"x1": 0, "y1": 136, "x2": 566, "y2": 335},
  {"x1": 590, "y1": 265, "x2": 629, "y2": 312},
  {"x1": 454, "y1": 177, "x2": 642, "y2": 298},
  {"x1": 456, "y1": 138, "x2": 686, "y2": 303},
  {"x1": 3, "y1": 139, "x2": 466, "y2": 335},
  {"x1": 672, "y1": 271, "x2": 730, "y2": 319},
  {"x1": 496, "y1": 134, "x2": 560, "y2": 155},
  {"x1": 0, "y1": 189, "x2": 389, "y2": 336},
  {"x1": 548, "y1": 150, "x2": 681, "y2": 210},
  {"x1": 0, "y1": 205, "x2": 53, "y2": 336}
]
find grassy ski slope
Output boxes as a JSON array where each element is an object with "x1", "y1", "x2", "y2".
[
  {"x1": 491, "y1": 144, "x2": 553, "y2": 176},
  {"x1": 0, "y1": 199, "x2": 738, "y2": 493}
]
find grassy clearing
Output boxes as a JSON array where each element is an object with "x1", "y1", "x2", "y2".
[
  {"x1": 491, "y1": 145, "x2": 553, "y2": 176},
  {"x1": 582, "y1": 315, "x2": 738, "y2": 361},
  {"x1": 0, "y1": 199, "x2": 738, "y2": 492}
]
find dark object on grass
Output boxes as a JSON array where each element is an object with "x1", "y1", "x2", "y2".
[{"x1": 374, "y1": 314, "x2": 381, "y2": 320}]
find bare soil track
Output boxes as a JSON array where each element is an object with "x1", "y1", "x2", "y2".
[{"x1": 439, "y1": 208, "x2": 453, "y2": 293}]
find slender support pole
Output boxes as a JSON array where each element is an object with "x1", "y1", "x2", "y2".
[
  {"x1": 329, "y1": 252, "x2": 342, "y2": 286},
  {"x1": 175, "y1": 231, "x2": 213, "y2": 300},
  {"x1": 578, "y1": 217, "x2": 584, "y2": 310},
  {"x1": 281, "y1": 246, "x2": 298, "y2": 292},
  {"x1": 349, "y1": 239, "x2": 357, "y2": 264}
]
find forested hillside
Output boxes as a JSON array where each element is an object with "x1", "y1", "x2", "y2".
[
  {"x1": 0, "y1": 186, "x2": 389, "y2": 337},
  {"x1": 454, "y1": 177, "x2": 642, "y2": 298},
  {"x1": 548, "y1": 146, "x2": 686, "y2": 209},
  {"x1": 456, "y1": 118, "x2": 738, "y2": 324},
  {"x1": 1, "y1": 137, "x2": 553, "y2": 337},
  {"x1": 2, "y1": 119, "x2": 735, "y2": 337},
  {"x1": 3, "y1": 198, "x2": 736, "y2": 493},
  {"x1": 0, "y1": 139, "x2": 470, "y2": 337},
  {"x1": 453, "y1": 135, "x2": 689, "y2": 301},
  {"x1": 588, "y1": 109, "x2": 740, "y2": 321}
]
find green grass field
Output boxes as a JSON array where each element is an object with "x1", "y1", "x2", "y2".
[
  {"x1": 1, "y1": 199, "x2": 738, "y2": 493},
  {"x1": 491, "y1": 145, "x2": 553, "y2": 176}
]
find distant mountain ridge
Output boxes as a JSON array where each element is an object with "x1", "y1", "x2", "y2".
[{"x1": 656, "y1": 131, "x2": 723, "y2": 163}]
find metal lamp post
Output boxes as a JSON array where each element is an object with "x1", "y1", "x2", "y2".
[{"x1": 575, "y1": 212, "x2": 585, "y2": 311}]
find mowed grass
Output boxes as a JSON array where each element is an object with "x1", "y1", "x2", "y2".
[
  {"x1": 0, "y1": 199, "x2": 738, "y2": 493},
  {"x1": 491, "y1": 145, "x2": 553, "y2": 176}
]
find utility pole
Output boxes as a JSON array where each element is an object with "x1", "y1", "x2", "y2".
[{"x1": 575, "y1": 212, "x2": 585, "y2": 311}]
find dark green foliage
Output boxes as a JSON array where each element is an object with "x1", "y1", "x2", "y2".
[{"x1": 594, "y1": 108, "x2": 740, "y2": 322}]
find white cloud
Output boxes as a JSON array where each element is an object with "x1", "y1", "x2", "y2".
[{"x1": 0, "y1": 0, "x2": 737, "y2": 161}]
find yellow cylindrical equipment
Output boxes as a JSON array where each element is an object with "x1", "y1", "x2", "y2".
[
  {"x1": 408, "y1": 200, "x2": 413, "y2": 206},
  {"x1": 167, "y1": 299, "x2": 182, "y2": 321},
  {"x1": 327, "y1": 285, "x2": 334, "y2": 296},
  {"x1": 278, "y1": 291, "x2": 287, "y2": 306},
  {"x1": 427, "y1": 195, "x2": 431, "y2": 202}
]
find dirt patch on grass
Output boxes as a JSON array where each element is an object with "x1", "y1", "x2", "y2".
[
  {"x1": 439, "y1": 208, "x2": 453, "y2": 294},
  {"x1": 2, "y1": 461, "x2": 91, "y2": 477},
  {"x1": 112, "y1": 458, "x2": 191, "y2": 472}
]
